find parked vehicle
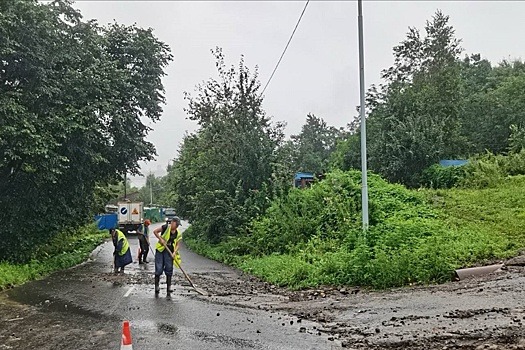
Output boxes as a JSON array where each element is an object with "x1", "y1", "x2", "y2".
[
  {"x1": 118, "y1": 201, "x2": 143, "y2": 234},
  {"x1": 163, "y1": 207, "x2": 177, "y2": 221},
  {"x1": 104, "y1": 204, "x2": 118, "y2": 213}
]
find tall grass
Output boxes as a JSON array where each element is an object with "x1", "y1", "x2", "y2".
[{"x1": 186, "y1": 170, "x2": 525, "y2": 289}]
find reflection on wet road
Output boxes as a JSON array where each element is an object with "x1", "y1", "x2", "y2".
[{"x1": 4, "y1": 222, "x2": 337, "y2": 349}]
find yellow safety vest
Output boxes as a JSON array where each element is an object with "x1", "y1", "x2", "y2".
[
  {"x1": 156, "y1": 225, "x2": 180, "y2": 252},
  {"x1": 116, "y1": 229, "x2": 129, "y2": 256}
]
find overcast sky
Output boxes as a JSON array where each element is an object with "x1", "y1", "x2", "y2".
[{"x1": 73, "y1": 1, "x2": 525, "y2": 187}]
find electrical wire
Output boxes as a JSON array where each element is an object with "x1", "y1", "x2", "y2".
[{"x1": 260, "y1": 0, "x2": 310, "y2": 97}]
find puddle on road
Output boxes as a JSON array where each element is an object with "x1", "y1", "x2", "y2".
[{"x1": 6, "y1": 281, "x2": 116, "y2": 322}]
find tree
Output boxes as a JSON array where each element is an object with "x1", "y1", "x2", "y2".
[
  {"x1": 365, "y1": 10, "x2": 464, "y2": 186},
  {"x1": 0, "y1": 0, "x2": 172, "y2": 261},
  {"x1": 169, "y1": 48, "x2": 284, "y2": 241},
  {"x1": 137, "y1": 173, "x2": 169, "y2": 206},
  {"x1": 329, "y1": 133, "x2": 361, "y2": 172},
  {"x1": 460, "y1": 59, "x2": 525, "y2": 154},
  {"x1": 290, "y1": 114, "x2": 344, "y2": 175}
]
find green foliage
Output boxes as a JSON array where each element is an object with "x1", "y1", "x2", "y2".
[
  {"x1": 461, "y1": 61, "x2": 525, "y2": 154},
  {"x1": 246, "y1": 171, "x2": 366, "y2": 256},
  {"x1": 0, "y1": 224, "x2": 106, "y2": 290},
  {"x1": 136, "y1": 173, "x2": 169, "y2": 207},
  {"x1": 362, "y1": 11, "x2": 464, "y2": 187},
  {"x1": 183, "y1": 10, "x2": 525, "y2": 291},
  {"x1": 329, "y1": 133, "x2": 360, "y2": 172},
  {"x1": 508, "y1": 124, "x2": 525, "y2": 154},
  {"x1": 187, "y1": 170, "x2": 523, "y2": 289},
  {"x1": 333, "y1": 11, "x2": 525, "y2": 188},
  {"x1": 419, "y1": 138, "x2": 525, "y2": 190},
  {"x1": 458, "y1": 150, "x2": 525, "y2": 188},
  {"x1": 0, "y1": 0, "x2": 172, "y2": 261},
  {"x1": 420, "y1": 164, "x2": 467, "y2": 189},
  {"x1": 289, "y1": 114, "x2": 345, "y2": 174},
  {"x1": 167, "y1": 49, "x2": 284, "y2": 241}
]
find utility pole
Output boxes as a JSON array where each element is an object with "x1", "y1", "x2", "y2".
[
  {"x1": 149, "y1": 172, "x2": 153, "y2": 206},
  {"x1": 124, "y1": 172, "x2": 127, "y2": 200},
  {"x1": 358, "y1": 0, "x2": 369, "y2": 231}
]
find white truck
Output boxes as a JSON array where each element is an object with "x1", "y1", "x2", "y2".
[{"x1": 118, "y1": 201, "x2": 143, "y2": 234}]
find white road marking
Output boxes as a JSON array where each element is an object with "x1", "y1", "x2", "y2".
[{"x1": 124, "y1": 286, "x2": 135, "y2": 298}]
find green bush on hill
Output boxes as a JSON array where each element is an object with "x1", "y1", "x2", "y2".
[
  {"x1": 460, "y1": 150, "x2": 525, "y2": 188},
  {"x1": 186, "y1": 170, "x2": 523, "y2": 289},
  {"x1": 420, "y1": 148, "x2": 525, "y2": 190},
  {"x1": 420, "y1": 164, "x2": 467, "y2": 189}
]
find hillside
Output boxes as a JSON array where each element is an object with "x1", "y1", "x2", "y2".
[{"x1": 185, "y1": 171, "x2": 525, "y2": 289}]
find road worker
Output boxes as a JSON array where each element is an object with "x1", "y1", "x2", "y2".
[
  {"x1": 137, "y1": 219, "x2": 151, "y2": 264},
  {"x1": 153, "y1": 216, "x2": 182, "y2": 295},
  {"x1": 110, "y1": 228, "x2": 132, "y2": 273}
]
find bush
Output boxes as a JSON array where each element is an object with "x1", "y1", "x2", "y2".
[
  {"x1": 459, "y1": 150, "x2": 525, "y2": 188},
  {"x1": 187, "y1": 169, "x2": 525, "y2": 290},
  {"x1": 0, "y1": 224, "x2": 107, "y2": 290},
  {"x1": 420, "y1": 164, "x2": 467, "y2": 189}
]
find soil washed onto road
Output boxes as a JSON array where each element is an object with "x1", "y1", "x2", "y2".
[
  {"x1": 167, "y1": 255, "x2": 525, "y2": 350},
  {"x1": 1, "y1": 238, "x2": 525, "y2": 349}
]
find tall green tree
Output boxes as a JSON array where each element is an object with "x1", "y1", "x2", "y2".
[
  {"x1": 0, "y1": 0, "x2": 172, "y2": 261},
  {"x1": 169, "y1": 48, "x2": 284, "y2": 241},
  {"x1": 290, "y1": 114, "x2": 343, "y2": 174},
  {"x1": 137, "y1": 173, "x2": 169, "y2": 206},
  {"x1": 365, "y1": 10, "x2": 464, "y2": 186},
  {"x1": 460, "y1": 59, "x2": 525, "y2": 154}
]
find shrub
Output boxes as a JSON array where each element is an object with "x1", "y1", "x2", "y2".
[
  {"x1": 188, "y1": 169, "x2": 525, "y2": 290},
  {"x1": 420, "y1": 164, "x2": 467, "y2": 189},
  {"x1": 0, "y1": 224, "x2": 106, "y2": 290}
]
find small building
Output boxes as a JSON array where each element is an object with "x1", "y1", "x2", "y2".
[
  {"x1": 439, "y1": 159, "x2": 468, "y2": 167},
  {"x1": 294, "y1": 172, "x2": 315, "y2": 189}
]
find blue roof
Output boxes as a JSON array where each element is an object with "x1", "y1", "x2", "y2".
[
  {"x1": 294, "y1": 172, "x2": 314, "y2": 180},
  {"x1": 439, "y1": 159, "x2": 468, "y2": 167}
]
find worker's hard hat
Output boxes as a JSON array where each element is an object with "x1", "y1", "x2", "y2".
[{"x1": 168, "y1": 216, "x2": 182, "y2": 226}]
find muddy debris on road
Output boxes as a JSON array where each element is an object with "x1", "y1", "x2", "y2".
[
  {"x1": 181, "y1": 262, "x2": 525, "y2": 350},
  {"x1": 2, "y1": 251, "x2": 525, "y2": 349}
]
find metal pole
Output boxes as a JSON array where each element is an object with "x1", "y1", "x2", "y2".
[
  {"x1": 149, "y1": 173, "x2": 153, "y2": 206},
  {"x1": 358, "y1": 0, "x2": 369, "y2": 230},
  {"x1": 124, "y1": 172, "x2": 127, "y2": 200}
]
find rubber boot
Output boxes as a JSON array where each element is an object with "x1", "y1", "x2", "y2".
[
  {"x1": 166, "y1": 275, "x2": 173, "y2": 295},
  {"x1": 143, "y1": 250, "x2": 149, "y2": 264},
  {"x1": 154, "y1": 275, "x2": 160, "y2": 294}
]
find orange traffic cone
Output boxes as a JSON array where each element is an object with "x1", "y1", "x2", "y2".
[{"x1": 121, "y1": 320, "x2": 133, "y2": 350}]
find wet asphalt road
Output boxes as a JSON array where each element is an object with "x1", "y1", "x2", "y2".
[{"x1": 4, "y1": 222, "x2": 337, "y2": 349}]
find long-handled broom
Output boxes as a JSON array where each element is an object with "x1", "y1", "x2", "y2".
[{"x1": 149, "y1": 243, "x2": 207, "y2": 296}]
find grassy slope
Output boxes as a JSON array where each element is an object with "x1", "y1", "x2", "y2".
[{"x1": 426, "y1": 175, "x2": 525, "y2": 256}]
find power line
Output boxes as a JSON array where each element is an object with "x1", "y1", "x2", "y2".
[{"x1": 260, "y1": 0, "x2": 310, "y2": 97}]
